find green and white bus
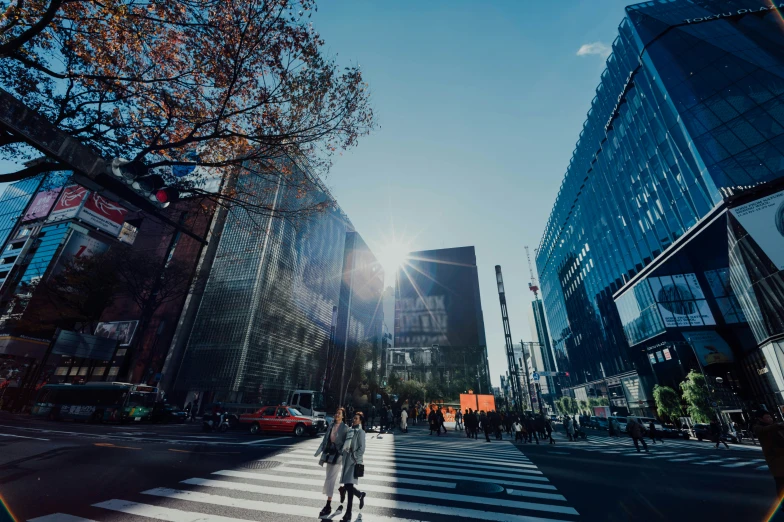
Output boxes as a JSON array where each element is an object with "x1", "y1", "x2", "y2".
[{"x1": 32, "y1": 382, "x2": 160, "y2": 423}]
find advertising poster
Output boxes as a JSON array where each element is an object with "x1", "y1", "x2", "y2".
[
  {"x1": 663, "y1": 348, "x2": 672, "y2": 360},
  {"x1": 78, "y1": 193, "x2": 128, "y2": 236},
  {"x1": 647, "y1": 274, "x2": 715, "y2": 327},
  {"x1": 648, "y1": 353, "x2": 657, "y2": 365},
  {"x1": 681, "y1": 330, "x2": 735, "y2": 366},
  {"x1": 477, "y1": 394, "x2": 496, "y2": 413},
  {"x1": 49, "y1": 231, "x2": 109, "y2": 278},
  {"x1": 117, "y1": 222, "x2": 138, "y2": 245},
  {"x1": 94, "y1": 320, "x2": 139, "y2": 346},
  {"x1": 22, "y1": 190, "x2": 62, "y2": 222},
  {"x1": 47, "y1": 185, "x2": 88, "y2": 223},
  {"x1": 730, "y1": 189, "x2": 784, "y2": 270}
]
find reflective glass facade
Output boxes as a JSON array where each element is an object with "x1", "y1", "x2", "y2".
[
  {"x1": 0, "y1": 177, "x2": 41, "y2": 252},
  {"x1": 175, "y1": 168, "x2": 381, "y2": 406},
  {"x1": 536, "y1": 0, "x2": 784, "y2": 393}
]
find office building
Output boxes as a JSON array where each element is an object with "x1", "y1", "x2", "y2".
[
  {"x1": 173, "y1": 166, "x2": 382, "y2": 407},
  {"x1": 393, "y1": 246, "x2": 490, "y2": 393},
  {"x1": 536, "y1": 0, "x2": 784, "y2": 419},
  {"x1": 527, "y1": 299, "x2": 559, "y2": 407}
]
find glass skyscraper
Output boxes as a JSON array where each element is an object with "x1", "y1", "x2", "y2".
[
  {"x1": 536, "y1": 0, "x2": 784, "y2": 417},
  {"x1": 174, "y1": 167, "x2": 382, "y2": 407}
]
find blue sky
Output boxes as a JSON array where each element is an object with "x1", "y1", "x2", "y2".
[
  {"x1": 311, "y1": 1, "x2": 632, "y2": 385},
  {"x1": 0, "y1": 1, "x2": 634, "y2": 387}
]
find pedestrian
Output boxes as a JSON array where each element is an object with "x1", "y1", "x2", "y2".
[
  {"x1": 567, "y1": 416, "x2": 576, "y2": 441},
  {"x1": 648, "y1": 421, "x2": 663, "y2": 444},
  {"x1": 339, "y1": 411, "x2": 367, "y2": 522},
  {"x1": 753, "y1": 410, "x2": 784, "y2": 498},
  {"x1": 710, "y1": 419, "x2": 729, "y2": 449},
  {"x1": 627, "y1": 418, "x2": 649, "y2": 453},
  {"x1": 493, "y1": 411, "x2": 503, "y2": 440},
  {"x1": 525, "y1": 415, "x2": 539, "y2": 444},
  {"x1": 608, "y1": 417, "x2": 616, "y2": 437},
  {"x1": 545, "y1": 418, "x2": 555, "y2": 444},
  {"x1": 379, "y1": 405, "x2": 387, "y2": 432},
  {"x1": 467, "y1": 409, "x2": 477, "y2": 439},
  {"x1": 400, "y1": 408, "x2": 408, "y2": 433},
  {"x1": 480, "y1": 411, "x2": 491, "y2": 442},
  {"x1": 733, "y1": 421, "x2": 742, "y2": 444},
  {"x1": 428, "y1": 408, "x2": 438, "y2": 436},
  {"x1": 369, "y1": 404, "x2": 376, "y2": 431},
  {"x1": 386, "y1": 408, "x2": 393, "y2": 432},
  {"x1": 513, "y1": 418, "x2": 523, "y2": 443},
  {"x1": 437, "y1": 408, "x2": 447, "y2": 435},
  {"x1": 456, "y1": 408, "x2": 463, "y2": 431},
  {"x1": 315, "y1": 407, "x2": 348, "y2": 518},
  {"x1": 536, "y1": 414, "x2": 546, "y2": 439}
]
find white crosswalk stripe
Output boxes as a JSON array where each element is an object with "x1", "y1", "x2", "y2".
[
  {"x1": 27, "y1": 434, "x2": 580, "y2": 522},
  {"x1": 546, "y1": 431, "x2": 766, "y2": 470}
]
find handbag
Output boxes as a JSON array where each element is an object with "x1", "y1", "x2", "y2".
[
  {"x1": 324, "y1": 442, "x2": 339, "y2": 464},
  {"x1": 353, "y1": 463, "x2": 364, "y2": 478}
]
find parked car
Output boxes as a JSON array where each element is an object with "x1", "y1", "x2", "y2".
[
  {"x1": 608, "y1": 416, "x2": 628, "y2": 433},
  {"x1": 692, "y1": 423, "x2": 740, "y2": 443},
  {"x1": 152, "y1": 402, "x2": 188, "y2": 423},
  {"x1": 595, "y1": 417, "x2": 609, "y2": 430},
  {"x1": 239, "y1": 405, "x2": 326, "y2": 436}
]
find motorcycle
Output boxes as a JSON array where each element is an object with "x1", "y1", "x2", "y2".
[{"x1": 202, "y1": 411, "x2": 230, "y2": 432}]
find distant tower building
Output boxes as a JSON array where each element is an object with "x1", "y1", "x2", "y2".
[{"x1": 528, "y1": 299, "x2": 559, "y2": 408}]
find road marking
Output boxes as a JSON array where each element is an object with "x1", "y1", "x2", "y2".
[
  {"x1": 640, "y1": 452, "x2": 684, "y2": 459},
  {"x1": 213, "y1": 469, "x2": 458, "y2": 489},
  {"x1": 168, "y1": 449, "x2": 240, "y2": 455},
  {"x1": 270, "y1": 464, "x2": 558, "y2": 490},
  {"x1": 145, "y1": 486, "x2": 578, "y2": 521},
  {"x1": 180, "y1": 477, "x2": 576, "y2": 513},
  {"x1": 286, "y1": 449, "x2": 540, "y2": 470},
  {"x1": 0, "y1": 432, "x2": 50, "y2": 441},
  {"x1": 277, "y1": 454, "x2": 548, "y2": 479},
  {"x1": 362, "y1": 448, "x2": 532, "y2": 464},
  {"x1": 548, "y1": 451, "x2": 571, "y2": 455},
  {"x1": 694, "y1": 458, "x2": 738, "y2": 465},
  {"x1": 722, "y1": 459, "x2": 765, "y2": 468},
  {"x1": 758, "y1": 465, "x2": 769, "y2": 470},
  {"x1": 668, "y1": 456, "x2": 702, "y2": 462},
  {"x1": 94, "y1": 443, "x2": 141, "y2": 450},
  {"x1": 28, "y1": 514, "x2": 97, "y2": 522}
]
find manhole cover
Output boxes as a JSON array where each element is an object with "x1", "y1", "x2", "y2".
[
  {"x1": 241, "y1": 460, "x2": 282, "y2": 470},
  {"x1": 456, "y1": 480, "x2": 504, "y2": 494}
]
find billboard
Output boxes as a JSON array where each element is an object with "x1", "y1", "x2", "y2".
[
  {"x1": 94, "y1": 320, "x2": 139, "y2": 346},
  {"x1": 78, "y1": 193, "x2": 128, "y2": 236},
  {"x1": 49, "y1": 231, "x2": 109, "y2": 279},
  {"x1": 647, "y1": 274, "x2": 715, "y2": 327},
  {"x1": 460, "y1": 393, "x2": 496, "y2": 413},
  {"x1": 730, "y1": 189, "x2": 784, "y2": 270},
  {"x1": 22, "y1": 190, "x2": 61, "y2": 222},
  {"x1": 47, "y1": 185, "x2": 88, "y2": 223},
  {"x1": 681, "y1": 330, "x2": 735, "y2": 366}
]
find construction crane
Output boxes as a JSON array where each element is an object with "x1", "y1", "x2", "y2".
[{"x1": 525, "y1": 246, "x2": 539, "y2": 299}]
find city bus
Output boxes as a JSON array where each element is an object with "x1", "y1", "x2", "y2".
[{"x1": 31, "y1": 382, "x2": 160, "y2": 423}]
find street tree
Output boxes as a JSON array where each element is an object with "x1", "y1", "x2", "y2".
[
  {"x1": 578, "y1": 400, "x2": 588, "y2": 414},
  {"x1": 680, "y1": 371, "x2": 715, "y2": 424},
  {"x1": 0, "y1": 0, "x2": 374, "y2": 218},
  {"x1": 653, "y1": 385, "x2": 684, "y2": 424}
]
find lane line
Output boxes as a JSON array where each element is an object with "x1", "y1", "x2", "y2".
[
  {"x1": 143, "y1": 487, "x2": 578, "y2": 522},
  {"x1": 179, "y1": 478, "x2": 576, "y2": 514},
  {"x1": 0, "y1": 432, "x2": 50, "y2": 441},
  {"x1": 668, "y1": 456, "x2": 702, "y2": 462},
  {"x1": 722, "y1": 459, "x2": 765, "y2": 468},
  {"x1": 286, "y1": 450, "x2": 539, "y2": 470},
  {"x1": 693, "y1": 458, "x2": 738, "y2": 465}
]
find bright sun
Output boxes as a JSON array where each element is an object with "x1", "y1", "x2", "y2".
[{"x1": 377, "y1": 239, "x2": 410, "y2": 276}]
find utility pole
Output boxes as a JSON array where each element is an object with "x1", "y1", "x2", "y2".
[{"x1": 495, "y1": 266, "x2": 525, "y2": 411}]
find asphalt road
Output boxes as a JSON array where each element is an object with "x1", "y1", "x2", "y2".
[{"x1": 0, "y1": 416, "x2": 778, "y2": 522}]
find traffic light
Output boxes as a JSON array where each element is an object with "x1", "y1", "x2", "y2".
[
  {"x1": 111, "y1": 158, "x2": 179, "y2": 208},
  {"x1": 557, "y1": 371, "x2": 570, "y2": 377}
]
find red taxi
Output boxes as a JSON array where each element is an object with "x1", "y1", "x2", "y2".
[{"x1": 239, "y1": 405, "x2": 325, "y2": 436}]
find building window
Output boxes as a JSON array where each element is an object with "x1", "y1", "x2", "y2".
[
  {"x1": 54, "y1": 367, "x2": 69, "y2": 376},
  {"x1": 107, "y1": 367, "x2": 119, "y2": 377}
]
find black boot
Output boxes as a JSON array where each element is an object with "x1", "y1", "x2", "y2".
[
  {"x1": 339, "y1": 486, "x2": 346, "y2": 504},
  {"x1": 319, "y1": 502, "x2": 332, "y2": 517}
]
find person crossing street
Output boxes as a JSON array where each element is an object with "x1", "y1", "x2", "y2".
[
  {"x1": 338, "y1": 412, "x2": 367, "y2": 522},
  {"x1": 648, "y1": 420, "x2": 663, "y2": 444},
  {"x1": 627, "y1": 417, "x2": 649, "y2": 453},
  {"x1": 711, "y1": 419, "x2": 729, "y2": 449}
]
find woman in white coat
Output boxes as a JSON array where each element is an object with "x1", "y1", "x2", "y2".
[
  {"x1": 400, "y1": 408, "x2": 408, "y2": 433},
  {"x1": 315, "y1": 407, "x2": 348, "y2": 518},
  {"x1": 339, "y1": 411, "x2": 367, "y2": 522}
]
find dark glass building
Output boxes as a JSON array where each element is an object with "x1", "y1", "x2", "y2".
[
  {"x1": 394, "y1": 246, "x2": 490, "y2": 392},
  {"x1": 536, "y1": 0, "x2": 784, "y2": 418},
  {"x1": 173, "y1": 168, "x2": 382, "y2": 407}
]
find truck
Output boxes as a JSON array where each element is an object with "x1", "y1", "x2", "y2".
[{"x1": 286, "y1": 389, "x2": 327, "y2": 422}]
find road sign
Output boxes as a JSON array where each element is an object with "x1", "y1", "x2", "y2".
[
  {"x1": 536, "y1": 371, "x2": 558, "y2": 377},
  {"x1": 532, "y1": 372, "x2": 540, "y2": 381}
]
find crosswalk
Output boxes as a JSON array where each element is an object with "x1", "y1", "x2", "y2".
[
  {"x1": 28, "y1": 433, "x2": 580, "y2": 522},
  {"x1": 547, "y1": 432, "x2": 768, "y2": 471}
]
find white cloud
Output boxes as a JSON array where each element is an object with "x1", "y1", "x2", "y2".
[{"x1": 576, "y1": 42, "x2": 612, "y2": 59}]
